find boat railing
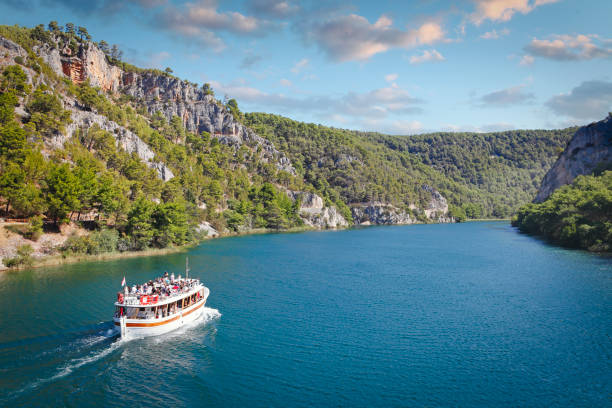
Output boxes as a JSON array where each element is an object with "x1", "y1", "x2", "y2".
[{"x1": 119, "y1": 283, "x2": 202, "y2": 306}]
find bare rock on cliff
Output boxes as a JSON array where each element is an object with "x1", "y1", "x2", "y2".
[
  {"x1": 351, "y1": 203, "x2": 415, "y2": 225},
  {"x1": 32, "y1": 38, "x2": 294, "y2": 175},
  {"x1": 350, "y1": 186, "x2": 452, "y2": 225},
  {"x1": 421, "y1": 185, "x2": 453, "y2": 223},
  {"x1": 287, "y1": 191, "x2": 348, "y2": 228},
  {"x1": 535, "y1": 115, "x2": 612, "y2": 202},
  {"x1": 62, "y1": 104, "x2": 174, "y2": 181}
]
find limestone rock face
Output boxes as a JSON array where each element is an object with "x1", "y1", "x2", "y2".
[
  {"x1": 422, "y1": 185, "x2": 453, "y2": 223},
  {"x1": 33, "y1": 39, "x2": 294, "y2": 175},
  {"x1": 287, "y1": 191, "x2": 348, "y2": 228},
  {"x1": 350, "y1": 186, "x2": 452, "y2": 225},
  {"x1": 535, "y1": 115, "x2": 612, "y2": 202},
  {"x1": 62, "y1": 104, "x2": 174, "y2": 181},
  {"x1": 351, "y1": 203, "x2": 415, "y2": 225},
  {"x1": 196, "y1": 222, "x2": 219, "y2": 238}
]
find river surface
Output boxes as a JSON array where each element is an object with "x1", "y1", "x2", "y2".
[{"x1": 0, "y1": 222, "x2": 610, "y2": 407}]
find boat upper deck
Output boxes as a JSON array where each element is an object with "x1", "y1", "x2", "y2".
[{"x1": 116, "y1": 274, "x2": 204, "y2": 307}]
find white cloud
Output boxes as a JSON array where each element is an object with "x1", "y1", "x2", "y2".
[
  {"x1": 470, "y1": 0, "x2": 560, "y2": 25},
  {"x1": 519, "y1": 54, "x2": 534, "y2": 65},
  {"x1": 279, "y1": 78, "x2": 292, "y2": 87},
  {"x1": 409, "y1": 49, "x2": 445, "y2": 65},
  {"x1": 155, "y1": 0, "x2": 277, "y2": 50},
  {"x1": 291, "y1": 58, "x2": 309, "y2": 74},
  {"x1": 478, "y1": 85, "x2": 535, "y2": 106},
  {"x1": 211, "y1": 81, "x2": 424, "y2": 120},
  {"x1": 305, "y1": 14, "x2": 445, "y2": 62},
  {"x1": 385, "y1": 73, "x2": 398, "y2": 82},
  {"x1": 480, "y1": 28, "x2": 510, "y2": 39},
  {"x1": 546, "y1": 80, "x2": 612, "y2": 120},
  {"x1": 248, "y1": 0, "x2": 299, "y2": 18},
  {"x1": 240, "y1": 54, "x2": 263, "y2": 69},
  {"x1": 524, "y1": 34, "x2": 612, "y2": 61}
]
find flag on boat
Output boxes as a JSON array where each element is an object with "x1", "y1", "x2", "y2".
[{"x1": 121, "y1": 276, "x2": 126, "y2": 287}]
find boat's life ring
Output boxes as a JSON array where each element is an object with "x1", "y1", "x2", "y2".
[
  {"x1": 140, "y1": 295, "x2": 148, "y2": 304},
  {"x1": 117, "y1": 293, "x2": 124, "y2": 303}
]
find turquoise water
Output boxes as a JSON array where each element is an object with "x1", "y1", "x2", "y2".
[{"x1": 0, "y1": 222, "x2": 610, "y2": 407}]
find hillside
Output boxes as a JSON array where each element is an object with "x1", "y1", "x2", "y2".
[
  {"x1": 512, "y1": 115, "x2": 612, "y2": 252},
  {"x1": 0, "y1": 22, "x2": 578, "y2": 267},
  {"x1": 245, "y1": 113, "x2": 574, "y2": 219}
]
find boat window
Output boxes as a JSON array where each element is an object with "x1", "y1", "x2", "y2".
[{"x1": 127, "y1": 307, "x2": 138, "y2": 319}]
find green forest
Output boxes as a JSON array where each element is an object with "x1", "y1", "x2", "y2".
[
  {"x1": 245, "y1": 113, "x2": 574, "y2": 219},
  {"x1": 512, "y1": 171, "x2": 612, "y2": 252},
  {"x1": 0, "y1": 22, "x2": 590, "y2": 265}
]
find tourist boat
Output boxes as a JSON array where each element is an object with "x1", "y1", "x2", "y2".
[{"x1": 113, "y1": 259, "x2": 209, "y2": 338}]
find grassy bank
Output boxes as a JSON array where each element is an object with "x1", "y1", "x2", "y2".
[{"x1": 0, "y1": 225, "x2": 321, "y2": 272}]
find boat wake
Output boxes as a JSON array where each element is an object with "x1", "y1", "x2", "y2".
[{"x1": 4, "y1": 308, "x2": 220, "y2": 403}]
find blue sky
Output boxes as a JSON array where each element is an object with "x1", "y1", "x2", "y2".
[{"x1": 1, "y1": 0, "x2": 611, "y2": 134}]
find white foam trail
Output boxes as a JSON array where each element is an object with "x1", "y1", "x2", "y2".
[
  {"x1": 6, "y1": 309, "x2": 220, "y2": 401},
  {"x1": 7, "y1": 337, "x2": 127, "y2": 401}
]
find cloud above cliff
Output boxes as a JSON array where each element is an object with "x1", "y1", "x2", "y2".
[
  {"x1": 248, "y1": 0, "x2": 299, "y2": 18},
  {"x1": 524, "y1": 34, "x2": 612, "y2": 61},
  {"x1": 477, "y1": 85, "x2": 535, "y2": 107},
  {"x1": 303, "y1": 14, "x2": 445, "y2": 62},
  {"x1": 152, "y1": 0, "x2": 278, "y2": 50},
  {"x1": 409, "y1": 49, "x2": 445, "y2": 64},
  {"x1": 546, "y1": 80, "x2": 612, "y2": 120},
  {"x1": 469, "y1": 0, "x2": 560, "y2": 25},
  {"x1": 211, "y1": 81, "x2": 424, "y2": 119}
]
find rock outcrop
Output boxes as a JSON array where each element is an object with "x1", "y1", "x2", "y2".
[
  {"x1": 0, "y1": 38, "x2": 173, "y2": 181},
  {"x1": 535, "y1": 115, "x2": 612, "y2": 202},
  {"x1": 351, "y1": 203, "x2": 415, "y2": 225},
  {"x1": 196, "y1": 222, "x2": 219, "y2": 238},
  {"x1": 63, "y1": 105, "x2": 174, "y2": 180},
  {"x1": 287, "y1": 191, "x2": 348, "y2": 228},
  {"x1": 421, "y1": 185, "x2": 453, "y2": 223},
  {"x1": 350, "y1": 186, "x2": 452, "y2": 225},
  {"x1": 34, "y1": 40, "x2": 294, "y2": 174}
]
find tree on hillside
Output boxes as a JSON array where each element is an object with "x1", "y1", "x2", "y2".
[
  {"x1": 164, "y1": 67, "x2": 173, "y2": 75},
  {"x1": 0, "y1": 163, "x2": 25, "y2": 214},
  {"x1": 202, "y1": 83, "x2": 214, "y2": 96},
  {"x1": 31, "y1": 24, "x2": 51, "y2": 43},
  {"x1": 126, "y1": 196, "x2": 155, "y2": 250},
  {"x1": 226, "y1": 98, "x2": 242, "y2": 121},
  {"x1": 110, "y1": 44, "x2": 123, "y2": 61},
  {"x1": 0, "y1": 123, "x2": 27, "y2": 163},
  {"x1": 2, "y1": 65, "x2": 30, "y2": 95},
  {"x1": 65, "y1": 22, "x2": 75, "y2": 35},
  {"x1": 45, "y1": 163, "x2": 80, "y2": 224},
  {"x1": 48, "y1": 21, "x2": 60, "y2": 33},
  {"x1": 77, "y1": 26, "x2": 91, "y2": 42},
  {"x1": 98, "y1": 40, "x2": 110, "y2": 55}
]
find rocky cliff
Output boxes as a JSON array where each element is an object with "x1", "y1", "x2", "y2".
[
  {"x1": 535, "y1": 115, "x2": 612, "y2": 202},
  {"x1": 1, "y1": 32, "x2": 456, "y2": 228},
  {"x1": 0, "y1": 38, "x2": 173, "y2": 180},
  {"x1": 351, "y1": 185, "x2": 452, "y2": 225},
  {"x1": 35, "y1": 40, "x2": 294, "y2": 174},
  {"x1": 287, "y1": 191, "x2": 348, "y2": 228}
]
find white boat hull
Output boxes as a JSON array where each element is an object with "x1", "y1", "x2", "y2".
[{"x1": 114, "y1": 289, "x2": 209, "y2": 338}]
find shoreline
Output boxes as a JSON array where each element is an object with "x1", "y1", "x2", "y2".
[
  {"x1": 2, "y1": 220, "x2": 514, "y2": 272},
  {"x1": 0, "y1": 225, "x2": 319, "y2": 272}
]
